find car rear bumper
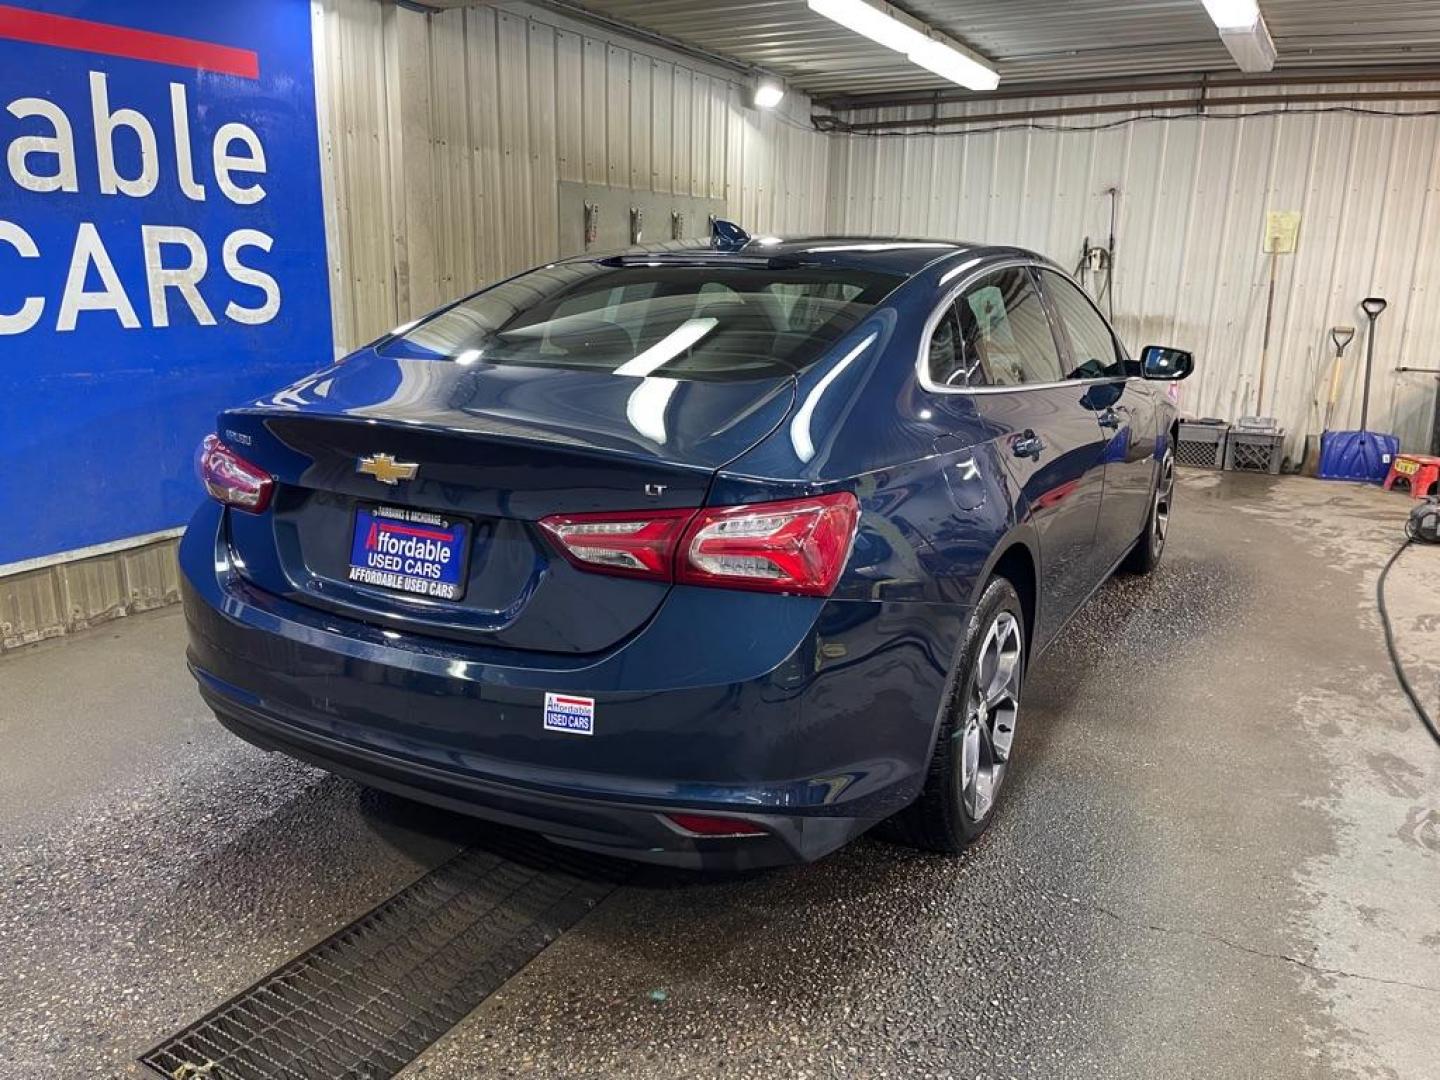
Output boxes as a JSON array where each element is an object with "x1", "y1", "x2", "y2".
[
  {"x1": 197, "y1": 670, "x2": 862, "y2": 870},
  {"x1": 181, "y1": 502, "x2": 967, "y2": 868}
]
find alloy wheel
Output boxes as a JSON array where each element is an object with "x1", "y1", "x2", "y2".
[
  {"x1": 957, "y1": 610, "x2": 1023, "y2": 820},
  {"x1": 1153, "y1": 450, "x2": 1175, "y2": 556}
]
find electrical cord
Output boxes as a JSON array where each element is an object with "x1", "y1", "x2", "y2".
[
  {"x1": 1105, "y1": 188, "x2": 1118, "y2": 322},
  {"x1": 818, "y1": 105, "x2": 1440, "y2": 139},
  {"x1": 1377, "y1": 533, "x2": 1440, "y2": 749}
]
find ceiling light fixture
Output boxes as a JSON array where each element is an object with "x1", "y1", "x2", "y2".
[
  {"x1": 1200, "y1": 0, "x2": 1276, "y2": 72},
  {"x1": 807, "y1": 0, "x2": 999, "y2": 92},
  {"x1": 1200, "y1": 0, "x2": 1259, "y2": 29},
  {"x1": 809, "y1": 0, "x2": 926, "y2": 53},
  {"x1": 908, "y1": 37, "x2": 1000, "y2": 92}
]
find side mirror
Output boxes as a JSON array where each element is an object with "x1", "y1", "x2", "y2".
[{"x1": 1139, "y1": 344, "x2": 1194, "y2": 381}]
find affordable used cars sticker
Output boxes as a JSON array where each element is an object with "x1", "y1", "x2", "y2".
[{"x1": 543, "y1": 692, "x2": 595, "y2": 736}]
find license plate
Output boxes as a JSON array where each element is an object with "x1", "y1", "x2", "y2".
[
  {"x1": 1395, "y1": 458, "x2": 1419, "y2": 476},
  {"x1": 348, "y1": 505, "x2": 470, "y2": 601}
]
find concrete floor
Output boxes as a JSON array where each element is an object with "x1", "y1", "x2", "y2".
[{"x1": 1, "y1": 472, "x2": 1437, "y2": 1079}]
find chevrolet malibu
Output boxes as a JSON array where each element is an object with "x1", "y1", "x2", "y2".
[{"x1": 180, "y1": 226, "x2": 1193, "y2": 869}]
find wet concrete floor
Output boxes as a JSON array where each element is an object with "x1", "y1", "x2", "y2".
[{"x1": 2, "y1": 472, "x2": 1437, "y2": 1079}]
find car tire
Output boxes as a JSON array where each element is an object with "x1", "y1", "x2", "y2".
[
  {"x1": 888, "y1": 576, "x2": 1026, "y2": 854},
  {"x1": 1121, "y1": 445, "x2": 1175, "y2": 575}
]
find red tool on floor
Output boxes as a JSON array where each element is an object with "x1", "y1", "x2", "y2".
[{"x1": 1383, "y1": 453, "x2": 1440, "y2": 499}]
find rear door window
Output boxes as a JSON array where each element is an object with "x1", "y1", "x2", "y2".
[
  {"x1": 955, "y1": 268, "x2": 1065, "y2": 387},
  {"x1": 927, "y1": 303, "x2": 978, "y2": 387},
  {"x1": 381, "y1": 263, "x2": 900, "y2": 382}
]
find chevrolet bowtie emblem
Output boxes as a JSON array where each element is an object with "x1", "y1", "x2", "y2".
[{"x1": 357, "y1": 453, "x2": 418, "y2": 485}]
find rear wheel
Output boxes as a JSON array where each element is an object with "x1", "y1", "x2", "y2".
[
  {"x1": 889, "y1": 576, "x2": 1025, "y2": 853},
  {"x1": 1122, "y1": 446, "x2": 1175, "y2": 575}
]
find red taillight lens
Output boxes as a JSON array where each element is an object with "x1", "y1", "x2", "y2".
[
  {"x1": 198, "y1": 434, "x2": 274, "y2": 513},
  {"x1": 537, "y1": 508, "x2": 695, "y2": 580},
  {"x1": 664, "y1": 813, "x2": 768, "y2": 837},
  {"x1": 538, "y1": 492, "x2": 859, "y2": 596},
  {"x1": 677, "y1": 492, "x2": 859, "y2": 596}
]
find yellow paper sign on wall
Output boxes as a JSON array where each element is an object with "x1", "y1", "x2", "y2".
[{"x1": 1264, "y1": 210, "x2": 1301, "y2": 254}]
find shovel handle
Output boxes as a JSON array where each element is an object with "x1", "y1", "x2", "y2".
[{"x1": 1324, "y1": 353, "x2": 1347, "y2": 429}]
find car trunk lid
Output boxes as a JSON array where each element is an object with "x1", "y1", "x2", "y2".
[{"x1": 219, "y1": 349, "x2": 794, "y2": 653}]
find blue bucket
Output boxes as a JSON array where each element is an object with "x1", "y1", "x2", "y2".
[{"x1": 1318, "y1": 430, "x2": 1400, "y2": 482}]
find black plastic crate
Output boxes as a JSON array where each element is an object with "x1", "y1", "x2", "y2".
[
  {"x1": 1176, "y1": 420, "x2": 1228, "y2": 468},
  {"x1": 1225, "y1": 429, "x2": 1285, "y2": 474}
]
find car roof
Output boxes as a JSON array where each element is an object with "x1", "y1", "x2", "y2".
[{"x1": 559, "y1": 235, "x2": 1042, "y2": 279}]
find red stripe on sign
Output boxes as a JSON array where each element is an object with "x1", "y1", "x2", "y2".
[
  {"x1": 0, "y1": 5, "x2": 259, "y2": 79},
  {"x1": 552, "y1": 696, "x2": 592, "y2": 706},
  {"x1": 379, "y1": 522, "x2": 455, "y2": 543}
]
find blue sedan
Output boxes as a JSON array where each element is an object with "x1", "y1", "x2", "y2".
[{"x1": 180, "y1": 224, "x2": 1192, "y2": 869}]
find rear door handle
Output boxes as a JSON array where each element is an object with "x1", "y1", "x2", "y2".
[
  {"x1": 1012, "y1": 430, "x2": 1045, "y2": 460},
  {"x1": 1098, "y1": 407, "x2": 1123, "y2": 429}
]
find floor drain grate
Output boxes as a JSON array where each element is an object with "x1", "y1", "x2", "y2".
[{"x1": 139, "y1": 837, "x2": 627, "y2": 1080}]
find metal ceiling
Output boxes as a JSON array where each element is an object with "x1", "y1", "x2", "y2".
[{"x1": 552, "y1": 0, "x2": 1440, "y2": 102}]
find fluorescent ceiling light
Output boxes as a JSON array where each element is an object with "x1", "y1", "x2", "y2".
[
  {"x1": 1201, "y1": 0, "x2": 1260, "y2": 30},
  {"x1": 1201, "y1": 0, "x2": 1275, "y2": 72},
  {"x1": 807, "y1": 0, "x2": 999, "y2": 92},
  {"x1": 908, "y1": 38, "x2": 1000, "y2": 92},
  {"x1": 808, "y1": 0, "x2": 928, "y2": 53},
  {"x1": 1220, "y1": 22, "x2": 1276, "y2": 71},
  {"x1": 752, "y1": 76, "x2": 785, "y2": 109}
]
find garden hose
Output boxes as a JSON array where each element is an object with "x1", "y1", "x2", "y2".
[{"x1": 1377, "y1": 524, "x2": 1440, "y2": 749}]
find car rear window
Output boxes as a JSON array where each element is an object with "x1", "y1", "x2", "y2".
[{"x1": 379, "y1": 262, "x2": 900, "y2": 381}]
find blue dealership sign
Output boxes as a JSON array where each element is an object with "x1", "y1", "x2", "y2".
[{"x1": 0, "y1": 0, "x2": 332, "y2": 566}]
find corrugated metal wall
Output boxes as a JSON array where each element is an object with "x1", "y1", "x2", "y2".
[
  {"x1": 315, "y1": 19, "x2": 1440, "y2": 453},
  {"x1": 313, "y1": 0, "x2": 832, "y2": 352},
  {"x1": 0, "y1": 538, "x2": 180, "y2": 652},
  {"x1": 826, "y1": 86, "x2": 1440, "y2": 455}
]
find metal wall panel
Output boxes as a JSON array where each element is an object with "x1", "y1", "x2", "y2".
[
  {"x1": 826, "y1": 87, "x2": 1440, "y2": 455},
  {"x1": 314, "y1": 0, "x2": 831, "y2": 351},
  {"x1": 0, "y1": 538, "x2": 180, "y2": 653},
  {"x1": 314, "y1": 0, "x2": 398, "y2": 355}
]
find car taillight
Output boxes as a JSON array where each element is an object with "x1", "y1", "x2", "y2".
[
  {"x1": 537, "y1": 508, "x2": 695, "y2": 580},
  {"x1": 677, "y1": 492, "x2": 859, "y2": 596},
  {"x1": 538, "y1": 492, "x2": 859, "y2": 597},
  {"x1": 197, "y1": 434, "x2": 274, "y2": 513}
]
